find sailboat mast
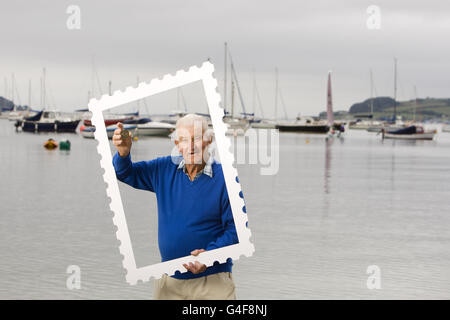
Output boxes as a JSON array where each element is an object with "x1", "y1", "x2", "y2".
[
  {"x1": 413, "y1": 85, "x2": 417, "y2": 123},
  {"x1": 4, "y1": 78, "x2": 7, "y2": 100},
  {"x1": 11, "y1": 73, "x2": 15, "y2": 109},
  {"x1": 42, "y1": 68, "x2": 46, "y2": 110},
  {"x1": 224, "y1": 42, "x2": 227, "y2": 113},
  {"x1": 327, "y1": 71, "x2": 334, "y2": 127},
  {"x1": 3, "y1": 78, "x2": 7, "y2": 110},
  {"x1": 228, "y1": 51, "x2": 247, "y2": 117},
  {"x1": 370, "y1": 69, "x2": 374, "y2": 116},
  {"x1": 274, "y1": 67, "x2": 278, "y2": 120},
  {"x1": 136, "y1": 77, "x2": 140, "y2": 111},
  {"x1": 252, "y1": 68, "x2": 256, "y2": 116},
  {"x1": 231, "y1": 78, "x2": 235, "y2": 118},
  {"x1": 177, "y1": 87, "x2": 180, "y2": 110},
  {"x1": 28, "y1": 79, "x2": 31, "y2": 109},
  {"x1": 393, "y1": 58, "x2": 397, "y2": 122},
  {"x1": 278, "y1": 86, "x2": 288, "y2": 120}
]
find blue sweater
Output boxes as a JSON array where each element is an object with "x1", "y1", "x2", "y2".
[{"x1": 112, "y1": 152, "x2": 238, "y2": 279}]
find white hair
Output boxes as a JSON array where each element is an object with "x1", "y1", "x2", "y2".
[{"x1": 172, "y1": 113, "x2": 214, "y2": 142}]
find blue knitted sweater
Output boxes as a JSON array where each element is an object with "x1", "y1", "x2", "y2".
[{"x1": 112, "y1": 153, "x2": 238, "y2": 279}]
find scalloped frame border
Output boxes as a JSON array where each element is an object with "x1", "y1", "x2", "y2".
[{"x1": 88, "y1": 61, "x2": 254, "y2": 285}]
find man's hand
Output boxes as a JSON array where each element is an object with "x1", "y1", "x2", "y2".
[
  {"x1": 183, "y1": 249, "x2": 206, "y2": 274},
  {"x1": 112, "y1": 122, "x2": 132, "y2": 157}
]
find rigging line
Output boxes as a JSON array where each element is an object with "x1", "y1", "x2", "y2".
[
  {"x1": 179, "y1": 87, "x2": 188, "y2": 113},
  {"x1": 278, "y1": 86, "x2": 288, "y2": 120},
  {"x1": 13, "y1": 78, "x2": 22, "y2": 106},
  {"x1": 227, "y1": 48, "x2": 247, "y2": 115},
  {"x1": 255, "y1": 79, "x2": 265, "y2": 119},
  {"x1": 252, "y1": 68, "x2": 256, "y2": 115}
]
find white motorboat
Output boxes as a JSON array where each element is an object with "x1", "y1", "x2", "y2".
[
  {"x1": 250, "y1": 119, "x2": 277, "y2": 129},
  {"x1": 136, "y1": 121, "x2": 175, "y2": 137},
  {"x1": 442, "y1": 124, "x2": 450, "y2": 133},
  {"x1": 80, "y1": 126, "x2": 95, "y2": 139},
  {"x1": 81, "y1": 124, "x2": 138, "y2": 139},
  {"x1": 224, "y1": 117, "x2": 249, "y2": 136},
  {"x1": 106, "y1": 124, "x2": 137, "y2": 139}
]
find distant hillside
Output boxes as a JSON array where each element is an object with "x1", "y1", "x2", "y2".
[
  {"x1": 0, "y1": 96, "x2": 31, "y2": 112},
  {"x1": 319, "y1": 97, "x2": 450, "y2": 121},
  {"x1": 349, "y1": 97, "x2": 450, "y2": 120},
  {"x1": 0, "y1": 96, "x2": 15, "y2": 111},
  {"x1": 349, "y1": 97, "x2": 396, "y2": 114}
]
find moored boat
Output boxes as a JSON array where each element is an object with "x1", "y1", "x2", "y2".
[
  {"x1": 21, "y1": 111, "x2": 81, "y2": 133},
  {"x1": 381, "y1": 125, "x2": 436, "y2": 140}
]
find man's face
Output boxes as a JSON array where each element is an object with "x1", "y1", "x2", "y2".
[{"x1": 175, "y1": 124, "x2": 211, "y2": 165}]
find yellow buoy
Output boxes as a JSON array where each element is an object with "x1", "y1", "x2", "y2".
[{"x1": 44, "y1": 139, "x2": 58, "y2": 150}]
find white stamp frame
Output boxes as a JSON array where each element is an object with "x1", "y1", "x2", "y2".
[{"x1": 89, "y1": 61, "x2": 254, "y2": 285}]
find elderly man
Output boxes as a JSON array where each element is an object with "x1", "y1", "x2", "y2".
[{"x1": 112, "y1": 114, "x2": 238, "y2": 300}]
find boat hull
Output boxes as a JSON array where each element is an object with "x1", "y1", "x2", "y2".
[
  {"x1": 22, "y1": 120, "x2": 80, "y2": 133},
  {"x1": 276, "y1": 124, "x2": 329, "y2": 133},
  {"x1": 136, "y1": 122, "x2": 175, "y2": 137},
  {"x1": 251, "y1": 121, "x2": 276, "y2": 129},
  {"x1": 136, "y1": 127, "x2": 174, "y2": 136},
  {"x1": 383, "y1": 132, "x2": 435, "y2": 140}
]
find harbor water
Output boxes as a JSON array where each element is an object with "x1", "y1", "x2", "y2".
[{"x1": 0, "y1": 120, "x2": 449, "y2": 299}]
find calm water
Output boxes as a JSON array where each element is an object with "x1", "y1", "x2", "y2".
[{"x1": 0, "y1": 119, "x2": 449, "y2": 299}]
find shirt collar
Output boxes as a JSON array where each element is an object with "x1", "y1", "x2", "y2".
[{"x1": 177, "y1": 155, "x2": 214, "y2": 178}]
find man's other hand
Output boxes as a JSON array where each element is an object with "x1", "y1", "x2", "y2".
[{"x1": 183, "y1": 249, "x2": 207, "y2": 274}]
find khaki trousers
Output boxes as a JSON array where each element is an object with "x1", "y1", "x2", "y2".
[{"x1": 154, "y1": 272, "x2": 236, "y2": 300}]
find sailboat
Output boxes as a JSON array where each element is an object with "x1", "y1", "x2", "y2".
[
  {"x1": 20, "y1": 68, "x2": 81, "y2": 133},
  {"x1": 222, "y1": 42, "x2": 249, "y2": 136},
  {"x1": 129, "y1": 77, "x2": 175, "y2": 137},
  {"x1": 378, "y1": 89, "x2": 436, "y2": 140},
  {"x1": 276, "y1": 71, "x2": 342, "y2": 133},
  {"x1": 249, "y1": 69, "x2": 276, "y2": 129},
  {"x1": 380, "y1": 58, "x2": 407, "y2": 133},
  {"x1": 349, "y1": 69, "x2": 384, "y2": 131}
]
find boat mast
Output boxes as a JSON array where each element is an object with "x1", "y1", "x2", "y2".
[
  {"x1": 224, "y1": 42, "x2": 227, "y2": 113},
  {"x1": 274, "y1": 67, "x2": 278, "y2": 120},
  {"x1": 370, "y1": 68, "x2": 374, "y2": 116},
  {"x1": 228, "y1": 50, "x2": 247, "y2": 117},
  {"x1": 28, "y1": 79, "x2": 31, "y2": 109},
  {"x1": 252, "y1": 68, "x2": 256, "y2": 116},
  {"x1": 327, "y1": 71, "x2": 334, "y2": 127},
  {"x1": 393, "y1": 57, "x2": 397, "y2": 122},
  {"x1": 11, "y1": 73, "x2": 15, "y2": 110},
  {"x1": 231, "y1": 77, "x2": 235, "y2": 118},
  {"x1": 42, "y1": 68, "x2": 46, "y2": 110},
  {"x1": 255, "y1": 75, "x2": 265, "y2": 119},
  {"x1": 136, "y1": 77, "x2": 140, "y2": 113},
  {"x1": 278, "y1": 86, "x2": 288, "y2": 120},
  {"x1": 413, "y1": 85, "x2": 417, "y2": 123},
  {"x1": 180, "y1": 88, "x2": 188, "y2": 113},
  {"x1": 3, "y1": 78, "x2": 7, "y2": 110}
]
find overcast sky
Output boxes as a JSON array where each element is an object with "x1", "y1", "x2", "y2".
[{"x1": 1, "y1": 0, "x2": 449, "y2": 117}]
